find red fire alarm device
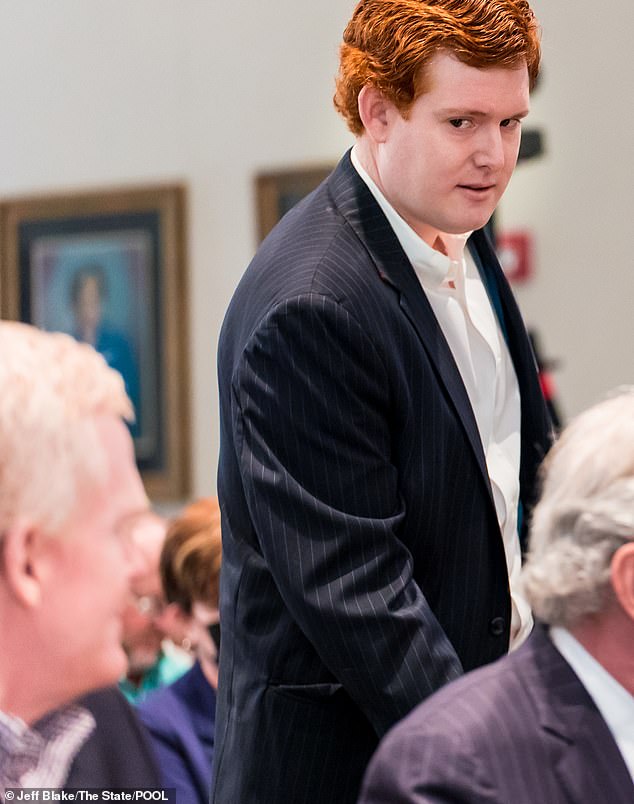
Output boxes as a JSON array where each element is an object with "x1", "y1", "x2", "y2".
[{"x1": 496, "y1": 230, "x2": 534, "y2": 284}]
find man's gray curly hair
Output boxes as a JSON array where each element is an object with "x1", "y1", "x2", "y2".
[{"x1": 521, "y1": 387, "x2": 634, "y2": 628}]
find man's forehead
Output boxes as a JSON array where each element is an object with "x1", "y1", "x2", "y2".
[
  {"x1": 414, "y1": 53, "x2": 530, "y2": 114},
  {"x1": 418, "y1": 50, "x2": 529, "y2": 89}
]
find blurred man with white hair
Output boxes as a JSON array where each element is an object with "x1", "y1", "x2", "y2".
[
  {"x1": 0, "y1": 321, "x2": 153, "y2": 793},
  {"x1": 359, "y1": 389, "x2": 634, "y2": 804}
]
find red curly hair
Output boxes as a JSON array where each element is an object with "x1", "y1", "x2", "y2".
[
  {"x1": 334, "y1": 0, "x2": 541, "y2": 135},
  {"x1": 160, "y1": 497, "x2": 222, "y2": 614}
]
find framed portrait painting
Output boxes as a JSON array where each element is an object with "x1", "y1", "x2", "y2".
[
  {"x1": 255, "y1": 164, "x2": 334, "y2": 242},
  {"x1": 0, "y1": 184, "x2": 190, "y2": 500}
]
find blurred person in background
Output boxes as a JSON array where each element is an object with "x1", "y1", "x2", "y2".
[
  {"x1": 0, "y1": 321, "x2": 158, "y2": 794},
  {"x1": 359, "y1": 389, "x2": 634, "y2": 804},
  {"x1": 138, "y1": 497, "x2": 221, "y2": 804},
  {"x1": 119, "y1": 511, "x2": 192, "y2": 704}
]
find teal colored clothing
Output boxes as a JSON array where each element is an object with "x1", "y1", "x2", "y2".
[{"x1": 119, "y1": 650, "x2": 192, "y2": 705}]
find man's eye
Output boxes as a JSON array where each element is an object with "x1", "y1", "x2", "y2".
[
  {"x1": 501, "y1": 118, "x2": 521, "y2": 129},
  {"x1": 449, "y1": 119, "x2": 469, "y2": 129}
]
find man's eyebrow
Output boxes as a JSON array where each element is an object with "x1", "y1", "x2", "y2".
[{"x1": 438, "y1": 108, "x2": 530, "y2": 119}]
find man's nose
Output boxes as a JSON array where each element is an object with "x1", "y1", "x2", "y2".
[{"x1": 473, "y1": 126, "x2": 505, "y2": 171}]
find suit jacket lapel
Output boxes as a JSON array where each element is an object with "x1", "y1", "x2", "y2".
[
  {"x1": 521, "y1": 627, "x2": 634, "y2": 804},
  {"x1": 468, "y1": 232, "x2": 509, "y2": 345},
  {"x1": 327, "y1": 152, "x2": 493, "y2": 502},
  {"x1": 469, "y1": 229, "x2": 553, "y2": 545}
]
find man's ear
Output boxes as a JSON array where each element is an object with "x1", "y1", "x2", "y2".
[
  {"x1": 1, "y1": 521, "x2": 45, "y2": 607},
  {"x1": 358, "y1": 85, "x2": 395, "y2": 143},
  {"x1": 610, "y1": 542, "x2": 634, "y2": 621}
]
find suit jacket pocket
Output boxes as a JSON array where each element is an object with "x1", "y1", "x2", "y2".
[{"x1": 267, "y1": 681, "x2": 344, "y2": 708}]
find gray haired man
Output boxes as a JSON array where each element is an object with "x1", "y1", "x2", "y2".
[
  {"x1": 0, "y1": 322, "x2": 151, "y2": 793},
  {"x1": 360, "y1": 389, "x2": 634, "y2": 804}
]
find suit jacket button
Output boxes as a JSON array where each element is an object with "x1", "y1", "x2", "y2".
[{"x1": 489, "y1": 617, "x2": 505, "y2": 636}]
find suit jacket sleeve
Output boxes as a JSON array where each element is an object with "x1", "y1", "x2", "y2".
[
  {"x1": 232, "y1": 292, "x2": 462, "y2": 737},
  {"x1": 137, "y1": 706, "x2": 203, "y2": 804}
]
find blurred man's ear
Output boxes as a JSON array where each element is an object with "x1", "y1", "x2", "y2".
[
  {"x1": 610, "y1": 542, "x2": 634, "y2": 621},
  {"x1": 358, "y1": 85, "x2": 395, "y2": 143},
  {"x1": 1, "y1": 521, "x2": 45, "y2": 607}
]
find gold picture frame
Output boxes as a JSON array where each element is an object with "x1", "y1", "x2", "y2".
[
  {"x1": 255, "y1": 164, "x2": 334, "y2": 242},
  {"x1": 0, "y1": 183, "x2": 190, "y2": 501}
]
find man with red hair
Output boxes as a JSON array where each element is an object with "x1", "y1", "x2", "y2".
[{"x1": 215, "y1": 2, "x2": 552, "y2": 802}]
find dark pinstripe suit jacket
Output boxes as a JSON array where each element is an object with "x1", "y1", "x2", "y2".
[
  {"x1": 213, "y1": 151, "x2": 552, "y2": 804},
  {"x1": 359, "y1": 625, "x2": 634, "y2": 804},
  {"x1": 65, "y1": 687, "x2": 160, "y2": 789}
]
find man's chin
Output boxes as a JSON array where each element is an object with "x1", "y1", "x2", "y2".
[{"x1": 65, "y1": 652, "x2": 130, "y2": 704}]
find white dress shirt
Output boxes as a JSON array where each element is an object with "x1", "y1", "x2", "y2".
[
  {"x1": 351, "y1": 146, "x2": 532, "y2": 649},
  {"x1": 550, "y1": 626, "x2": 634, "y2": 780}
]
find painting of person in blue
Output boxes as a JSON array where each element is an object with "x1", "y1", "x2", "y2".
[{"x1": 71, "y1": 265, "x2": 141, "y2": 437}]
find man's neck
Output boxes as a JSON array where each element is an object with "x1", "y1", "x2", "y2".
[
  {"x1": 352, "y1": 139, "x2": 442, "y2": 250},
  {"x1": 0, "y1": 674, "x2": 63, "y2": 726},
  {"x1": 569, "y1": 612, "x2": 634, "y2": 696}
]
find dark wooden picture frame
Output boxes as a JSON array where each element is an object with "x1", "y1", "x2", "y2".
[
  {"x1": 255, "y1": 165, "x2": 333, "y2": 242},
  {"x1": 0, "y1": 184, "x2": 190, "y2": 500}
]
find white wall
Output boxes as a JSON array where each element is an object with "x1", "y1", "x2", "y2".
[
  {"x1": 502, "y1": 0, "x2": 634, "y2": 419},
  {"x1": 1, "y1": 1, "x2": 631, "y2": 500}
]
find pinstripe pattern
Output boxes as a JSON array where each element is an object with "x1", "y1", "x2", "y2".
[
  {"x1": 213, "y1": 152, "x2": 552, "y2": 804},
  {"x1": 359, "y1": 625, "x2": 634, "y2": 804}
]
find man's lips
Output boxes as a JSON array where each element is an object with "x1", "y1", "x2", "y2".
[
  {"x1": 457, "y1": 184, "x2": 497, "y2": 202},
  {"x1": 458, "y1": 183, "x2": 495, "y2": 191}
]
